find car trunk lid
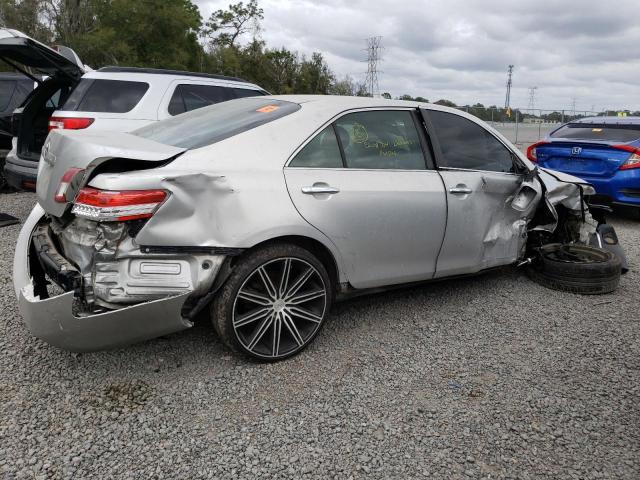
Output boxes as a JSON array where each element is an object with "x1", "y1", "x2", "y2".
[
  {"x1": 0, "y1": 28, "x2": 84, "y2": 81},
  {"x1": 37, "y1": 129, "x2": 186, "y2": 217},
  {"x1": 536, "y1": 140, "x2": 632, "y2": 178}
]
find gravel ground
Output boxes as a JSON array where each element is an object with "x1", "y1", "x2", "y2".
[{"x1": 1, "y1": 191, "x2": 638, "y2": 480}]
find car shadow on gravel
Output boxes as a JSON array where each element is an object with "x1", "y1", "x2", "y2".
[{"x1": 19, "y1": 267, "x2": 517, "y2": 376}]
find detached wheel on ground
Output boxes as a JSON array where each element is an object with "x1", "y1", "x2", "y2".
[
  {"x1": 527, "y1": 243, "x2": 621, "y2": 295},
  {"x1": 211, "y1": 243, "x2": 333, "y2": 361}
]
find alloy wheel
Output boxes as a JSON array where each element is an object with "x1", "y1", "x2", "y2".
[{"x1": 232, "y1": 257, "x2": 328, "y2": 359}]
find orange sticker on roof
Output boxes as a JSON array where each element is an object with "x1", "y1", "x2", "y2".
[{"x1": 256, "y1": 105, "x2": 280, "y2": 113}]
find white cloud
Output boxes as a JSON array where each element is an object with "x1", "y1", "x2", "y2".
[{"x1": 195, "y1": 0, "x2": 640, "y2": 111}]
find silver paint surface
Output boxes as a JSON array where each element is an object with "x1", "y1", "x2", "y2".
[{"x1": 14, "y1": 96, "x2": 598, "y2": 351}]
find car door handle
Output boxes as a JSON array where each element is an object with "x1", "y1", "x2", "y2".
[
  {"x1": 449, "y1": 185, "x2": 472, "y2": 195},
  {"x1": 302, "y1": 185, "x2": 340, "y2": 195}
]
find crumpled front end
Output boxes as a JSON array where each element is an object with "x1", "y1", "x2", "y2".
[
  {"x1": 14, "y1": 205, "x2": 225, "y2": 352},
  {"x1": 528, "y1": 167, "x2": 628, "y2": 270}
]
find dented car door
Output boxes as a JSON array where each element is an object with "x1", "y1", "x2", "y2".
[{"x1": 421, "y1": 108, "x2": 540, "y2": 277}]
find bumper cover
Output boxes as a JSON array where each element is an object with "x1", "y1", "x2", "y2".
[
  {"x1": 14, "y1": 205, "x2": 194, "y2": 352},
  {"x1": 19, "y1": 285, "x2": 192, "y2": 352},
  {"x1": 4, "y1": 150, "x2": 38, "y2": 190}
]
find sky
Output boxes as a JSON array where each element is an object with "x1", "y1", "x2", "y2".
[{"x1": 194, "y1": 0, "x2": 640, "y2": 112}]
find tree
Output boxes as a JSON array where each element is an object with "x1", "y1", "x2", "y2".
[
  {"x1": 0, "y1": 0, "x2": 54, "y2": 43},
  {"x1": 330, "y1": 75, "x2": 356, "y2": 96},
  {"x1": 435, "y1": 99, "x2": 457, "y2": 107},
  {"x1": 72, "y1": 0, "x2": 203, "y2": 70},
  {"x1": 203, "y1": 0, "x2": 263, "y2": 49},
  {"x1": 295, "y1": 52, "x2": 333, "y2": 94}
]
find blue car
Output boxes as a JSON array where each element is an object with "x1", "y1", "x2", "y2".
[{"x1": 527, "y1": 117, "x2": 640, "y2": 210}]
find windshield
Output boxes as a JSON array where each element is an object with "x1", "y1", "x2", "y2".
[
  {"x1": 551, "y1": 123, "x2": 640, "y2": 143},
  {"x1": 133, "y1": 97, "x2": 300, "y2": 149}
]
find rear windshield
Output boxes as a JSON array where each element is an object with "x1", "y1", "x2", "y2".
[
  {"x1": 62, "y1": 79, "x2": 149, "y2": 113},
  {"x1": 134, "y1": 98, "x2": 300, "y2": 149},
  {"x1": 551, "y1": 123, "x2": 640, "y2": 142}
]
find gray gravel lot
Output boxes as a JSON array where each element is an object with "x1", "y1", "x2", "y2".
[{"x1": 1, "y1": 191, "x2": 639, "y2": 479}]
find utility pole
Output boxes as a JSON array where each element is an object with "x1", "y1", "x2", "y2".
[
  {"x1": 504, "y1": 65, "x2": 513, "y2": 110},
  {"x1": 527, "y1": 86, "x2": 538, "y2": 115},
  {"x1": 571, "y1": 97, "x2": 577, "y2": 118},
  {"x1": 364, "y1": 36, "x2": 382, "y2": 97}
]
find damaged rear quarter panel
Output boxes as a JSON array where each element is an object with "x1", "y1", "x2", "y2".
[{"x1": 88, "y1": 133, "x2": 349, "y2": 283}]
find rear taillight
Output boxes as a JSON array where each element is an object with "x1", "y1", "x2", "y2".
[
  {"x1": 614, "y1": 145, "x2": 640, "y2": 170},
  {"x1": 71, "y1": 187, "x2": 168, "y2": 222},
  {"x1": 54, "y1": 167, "x2": 85, "y2": 203},
  {"x1": 526, "y1": 141, "x2": 549, "y2": 162},
  {"x1": 48, "y1": 116, "x2": 95, "y2": 131}
]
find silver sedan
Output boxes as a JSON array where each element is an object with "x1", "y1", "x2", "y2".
[{"x1": 13, "y1": 96, "x2": 617, "y2": 360}]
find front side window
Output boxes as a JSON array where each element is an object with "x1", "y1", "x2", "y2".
[
  {"x1": 334, "y1": 110, "x2": 426, "y2": 170},
  {"x1": 134, "y1": 97, "x2": 300, "y2": 149},
  {"x1": 429, "y1": 110, "x2": 516, "y2": 173},
  {"x1": 290, "y1": 126, "x2": 343, "y2": 168},
  {"x1": 62, "y1": 79, "x2": 149, "y2": 113}
]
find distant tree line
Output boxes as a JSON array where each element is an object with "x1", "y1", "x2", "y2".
[
  {"x1": 1, "y1": 0, "x2": 636, "y2": 116},
  {"x1": 0, "y1": 0, "x2": 372, "y2": 95}
]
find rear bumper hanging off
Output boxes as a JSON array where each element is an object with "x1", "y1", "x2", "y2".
[
  {"x1": 19, "y1": 284, "x2": 192, "y2": 352},
  {"x1": 14, "y1": 205, "x2": 195, "y2": 352}
]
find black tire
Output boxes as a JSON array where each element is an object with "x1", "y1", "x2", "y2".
[
  {"x1": 527, "y1": 243, "x2": 621, "y2": 295},
  {"x1": 211, "y1": 243, "x2": 333, "y2": 361}
]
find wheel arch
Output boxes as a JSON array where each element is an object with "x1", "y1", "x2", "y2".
[{"x1": 239, "y1": 234, "x2": 344, "y2": 292}]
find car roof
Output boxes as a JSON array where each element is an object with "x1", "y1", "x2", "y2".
[
  {"x1": 97, "y1": 66, "x2": 250, "y2": 84},
  {"x1": 569, "y1": 116, "x2": 640, "y2": 125},
  {"x1": 262, "y1": 94, "x2": 471, "y2": 119}
]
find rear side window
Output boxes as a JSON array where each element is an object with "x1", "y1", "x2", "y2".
[
  {"x1": 62, "y1": 79, "x2": 149, "y2": 113},
  {"x1": 551, "y1": 123, "x2": 640, "y2": 143},
  {"x1": 168, "y1": 84, "x2": 234, "y2": 115},
  {"x1": 233, "y1": 88, "x2": 266, "y2": 99},
  {"x1": 168, "y1": 84, "x2": 266, "y2": 115},
  {"x1": 429, "y1": 110, "x2": 516, "y2": 173},
  {"x1": 0, "y1": 80, "x2": 16, "y2": 111},
  {"x1": 290, "y1": 126, "x2": 343, "y2": 168},
  {"x1": 134, "y1": 97, "x2": 300, "y2": 149}
]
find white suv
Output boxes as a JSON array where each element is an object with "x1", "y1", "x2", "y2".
[{"x1": 0, "y1": 28, "x2": 266, "y2": 190}]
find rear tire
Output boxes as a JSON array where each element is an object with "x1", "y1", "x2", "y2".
[
  {"x1": 527, "y1": 243, "x2": 621, "y2": 295},
  {"x1": 211, "y1": 243, "x2": 333, "y2": 361}
]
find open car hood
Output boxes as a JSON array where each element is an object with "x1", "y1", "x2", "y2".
[{"x1": 0, "y1": 28, "x2": 84, "y2": 81}]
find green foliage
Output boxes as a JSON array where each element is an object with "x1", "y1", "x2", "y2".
[
  {"x1": 203, "y1": 0, "x2": 263, "y2": 48},
  {"x1": 434, "y1": 99, "x2": 457, "y2": 107}
]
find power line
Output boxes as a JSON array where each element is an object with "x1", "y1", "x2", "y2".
[
  {"x1": 505, "y1": 65, "x2": 513, "y2": 109},
  {"x1": 364, "y1": 36, "x2": 382, "y2": 97}
]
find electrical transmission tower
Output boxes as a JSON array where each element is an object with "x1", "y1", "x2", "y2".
[
  {"x1": 527, "y1": 86, "x2": 538, "y2": 114},
  {"x1": 504, "y1": 65, "x2": 514, "y2": 109},
  {"x1": 364, "y1": 36, "x2": 382, "y2": 97}
]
